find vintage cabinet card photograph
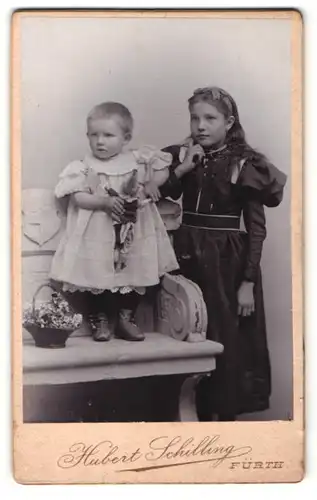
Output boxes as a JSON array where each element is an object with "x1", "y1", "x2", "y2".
[{"x1": 11, "y1": 9, "x2": 304, "y2": 484}]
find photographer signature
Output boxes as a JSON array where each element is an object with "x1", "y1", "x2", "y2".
[{"x1": 57, "y1": 434, "x2": 253, "y2": 472}]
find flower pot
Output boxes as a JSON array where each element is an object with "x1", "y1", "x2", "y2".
[
  {"x1": 22, "y1": 281, "x2": 82, "y2": 349},
  {"x1": 24, "y1": 324, "x2": 74, "y2": 349}
]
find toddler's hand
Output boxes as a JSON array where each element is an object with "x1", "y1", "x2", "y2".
[
  {"x1": 237, "y1": 281, "x2": 255, "y2": 317},
  {"x1": 143, "y1": 181, "x2": 161, "y2": 202},
  {"x1": 104, "y1": 196, "x2": 125, "y2": 222}
]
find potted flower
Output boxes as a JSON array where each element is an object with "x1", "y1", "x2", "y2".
[{"x1": 23, "y1": 282, "x2": 82, "y2": 348}]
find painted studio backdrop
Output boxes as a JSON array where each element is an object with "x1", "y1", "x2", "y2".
[{"x1": 21, "y1": 16, "x2": 292, "y2": 421}]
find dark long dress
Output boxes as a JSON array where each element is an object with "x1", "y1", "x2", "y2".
[{"x1": 159, "y1": 144, "x2": 287, "y2": 418}]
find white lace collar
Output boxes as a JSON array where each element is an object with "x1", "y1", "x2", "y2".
[{"x1": 84, "y1": 151, "x2": 137, "y2": 176}]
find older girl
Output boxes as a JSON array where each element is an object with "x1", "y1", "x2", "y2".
[{"x1": 145, "y1": 87, "x2": 287, "y2": 421}]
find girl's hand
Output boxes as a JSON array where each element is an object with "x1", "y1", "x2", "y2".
[
  {"x1": 143, "y1": 181, "x2": 161, "y2": 202},
  {"x1": 237, "y1": 281, "x2": 255, "y2": 317},
  {"x1": 181, "y1": 142, "x2": 205, "y2": 174},
  {"x1": 104, "y1": 196, "x2": 125, "y2": 222}
]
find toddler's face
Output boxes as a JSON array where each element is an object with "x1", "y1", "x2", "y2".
[
  {"x1": 87, "y1": 116, "x2": 129, "y2": 160},
  {"x1": 189, "y1": 101, "x2": 234, "y2": 150}
]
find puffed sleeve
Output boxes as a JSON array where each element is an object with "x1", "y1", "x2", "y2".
[
  {"x1": 159, "y1": 145, "x2": 184, "y2": 200},
  {"x1": 54, "y1": 161, "x2": 92, "y2": 199},
  {"x1": 242, "y1": 199, "x2": 267, "y2": 283},
  {"x1": 133, "y1": 145, "x2": 172, "y2": 182},
  {"x1": 237, "y1": 156, "x2": 287, "y2": 208}
]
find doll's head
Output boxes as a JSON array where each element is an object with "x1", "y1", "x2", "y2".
[
  {"x1": 87, "y1": 102, "x2": 133, "y2": 160},
  {"x1": 188, "y1": 87, "x2": 246, "y2": 150}
]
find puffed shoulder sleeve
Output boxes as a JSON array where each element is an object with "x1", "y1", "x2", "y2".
[
  {"x1": 237, "y1": 156, "x2": 287, "y2": 208},
  {"x1": 133, "y1": 145, "x2": 172, "y2": 170},
  {"x1": 54, "y1": 161, "x2": 91, "y2": 199}
]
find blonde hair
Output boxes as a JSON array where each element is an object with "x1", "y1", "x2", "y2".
[{"x1": 87, "y1": 102, "x2": 133, "y2": 136}]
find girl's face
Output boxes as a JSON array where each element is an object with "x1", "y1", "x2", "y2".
[
  {"x1": 87, "y1": 116, "x2": 130, "y2": 160},
  {"x1": 189, "y1": 101, "x2": 235, "y2": 150}
]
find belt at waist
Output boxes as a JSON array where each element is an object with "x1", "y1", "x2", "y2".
[{"x1": 182, "y1": 211, "x2": 240, "y2": 230}]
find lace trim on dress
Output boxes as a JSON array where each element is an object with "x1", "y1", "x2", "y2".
[
  {"x1": 62, "y1": 283, "x2": 146, "y2": 295},
  {"x1": 83, "y1": 147, "x2": 172, "y2": 177}
]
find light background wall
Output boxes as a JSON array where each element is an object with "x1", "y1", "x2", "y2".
[{"x1": 21, "y1": 16, "x2": 293, "y2": 420}]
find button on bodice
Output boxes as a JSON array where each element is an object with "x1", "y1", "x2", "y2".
[{"x1": 181, "y1": 154, "x2": 243, "y2": 216}]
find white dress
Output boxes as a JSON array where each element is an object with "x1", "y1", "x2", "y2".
[{"x1": 50, "y1": 147, "x2": 179, "y2": 293}]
